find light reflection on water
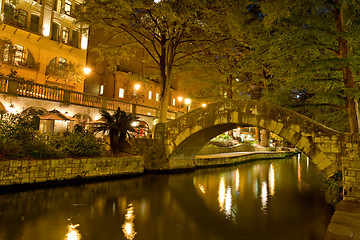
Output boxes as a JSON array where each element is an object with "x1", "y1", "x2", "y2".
[
  {"x1": 0, "y1": 155, "x2": 332, "y2": 240},
  {"x1": 122, "y1": 204, "x2": 136, "y2": 240},
  {"x1": 65, "y1": 224, "x2": 81, "y2": 240}
]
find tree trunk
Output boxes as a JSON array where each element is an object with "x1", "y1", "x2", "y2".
[
  {"x1": 334, "y1": 7, "x2": 360, "y2": 133},
  {"x1": 226, "y1": 75, "x2": 234, "y2": 99},
  {"x1": 158, "y1": 34, "x2": 173, "y2": 123}
]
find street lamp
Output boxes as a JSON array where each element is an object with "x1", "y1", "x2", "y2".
[
  {"x1": 83, "y1": 67, "x2": 91, "y2": 75},
  {"x1": 134, "y1": 84, "x2": 141, "y2": 91},
  {"x1": 133, "y1": 84, "x2": 141, "y2": 104}
]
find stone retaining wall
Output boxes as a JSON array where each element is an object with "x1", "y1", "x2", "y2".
[{"x1": 0, "y1": 156, "x2": 144, "y2": 186}]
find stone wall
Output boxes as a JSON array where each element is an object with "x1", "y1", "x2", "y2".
[{"x1": 0, "y1": 156, "x2": 144, "y2": 186}]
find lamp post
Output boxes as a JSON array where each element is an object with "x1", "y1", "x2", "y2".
[
  {"x1": 177, "y1": 96, "x2": 183, "y2": 111},
  {"x1": 134, "y1": 84, "x2": 141, "y2": 103},
  {"x1": 184, "y1": 98, "x2": 191, "y2": 113}
]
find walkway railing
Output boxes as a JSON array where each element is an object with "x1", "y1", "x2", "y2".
[{"x1": 0, "y1": 76, "x2": 180, "y2": 118}]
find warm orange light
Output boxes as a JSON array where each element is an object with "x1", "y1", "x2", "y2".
[
  {"x1": 134, "y1": 84, "x2": 141, "y2": 91},
  {"x1": 178, "y1": 96, "x2": 183, "y2": 102},
  {"x1": 83, "y1": 67, "x2": 91, "y2": 75},
  {"x1": 201, "y1": 103, "x2": 207, "y2": 107},
  {"x1": 184, "y1": 98, "x2": 191, "y2": 105}
]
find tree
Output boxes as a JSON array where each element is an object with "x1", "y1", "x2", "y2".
[
  {"x1": 256, "y1": 0, "x2": 360, "y2": 133},
  {"x1": 78, "y1": 0, "x2": 243, "y2": 122},
  {"x1": 92, "y1": 107, "x2": 139, "y2": 154},
  {"x1": 46, "y1": 61, "x2": 86, "y2": 88}
]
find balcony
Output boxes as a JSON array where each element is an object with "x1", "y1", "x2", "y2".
[{"x1": 0, "y1": 76, "x2": 182, "y2": 118}]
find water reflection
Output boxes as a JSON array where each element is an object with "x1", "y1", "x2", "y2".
[
  {"x1": 224, "y1": 187, "x2": 232, "y2": 218},
  {"x1": 122, "y1": 204, "x2": 136, "y2": 240},
  {"x1": 261, "y1": 181, "x2": 268, "y2": 213},
  {"x1": 218, "y1": 177, "x2": 226, "y2": 212},
  {"x1": 269, "y1": 163, "x2": 275, "y2": 196},
  {"x1": 65, "y1": 224, "x2": 81, "y2": 240},
  {"x1": 0, "y1": 155, "x2": 332, "y2": 240}
]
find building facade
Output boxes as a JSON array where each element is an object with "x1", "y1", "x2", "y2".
[
  {"x1": 0, "y1": 0, "x2": 189, "y2": 132},
  {"x1": 0, "y1": 0, "x2": 88, "y2": 92}
]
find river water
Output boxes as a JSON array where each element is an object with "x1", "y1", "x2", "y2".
[{"x1": 0, "y1": 155, "x2": 333, "y2": 240}]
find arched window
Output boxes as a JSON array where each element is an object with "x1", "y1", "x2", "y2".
[
  {"x1": 46, "y1": 57, "x2": 57, "y2": 75},
  {"x1": 74, "y1": 113, "x2": 92, "y2": 124},
  {"x1": 45, "y1": 57, "x2": 67, "y2": 75},
  {"x1": 26, "y1": 50, "x2": 36, "y2": 68}
]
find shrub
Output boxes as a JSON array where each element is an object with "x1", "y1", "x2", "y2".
[
  {"x1": 47, "y1": 130, "x2": 105, "y2": 157},
  {"x1": 23, "y1": 139, "x2": 62, "y2": 159},
  {"x1": 322, "y1": 171, "x2": 343, "y2": 207}
]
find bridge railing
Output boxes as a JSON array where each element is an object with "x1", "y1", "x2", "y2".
[{"x1": 0, "y1": 76, "x2": 180, "y2": 118}]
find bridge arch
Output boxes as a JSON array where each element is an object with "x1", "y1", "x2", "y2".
[{"x1": 156, "y1": 99, "x2": 358, "y2": 179}]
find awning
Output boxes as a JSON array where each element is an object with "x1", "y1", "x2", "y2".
[
  {"x1": 39, "y1": 109, "x2": 77, "y2": 121},
  {"x1": 0, "y1": 102, "x2": 6, "y2": 112}
]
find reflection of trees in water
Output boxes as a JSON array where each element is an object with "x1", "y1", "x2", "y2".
[{"x1": 0, "y1": 158, "x2": 332, "y2": 240}]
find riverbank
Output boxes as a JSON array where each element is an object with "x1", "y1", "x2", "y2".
[{"x1": 0, "y1": 151, "x2": 295, "y2": 190}]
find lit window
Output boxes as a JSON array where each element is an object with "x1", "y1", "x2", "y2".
[
  {"x1": 13, "y1": 44, "x2": 24, "y2": 66},
  {"x1": 100, "y1": 85, "x2": 104, "y2": 95},
  {"x1": 64, "y1": 0, "x2": 72, "y2": 15},
  {"x1": 156, "y1": 93, "x2": 159, "y2": 101},
  {"x1": 172, "y1": 98, "x2": 175, "y2": 106},
  {"x1": 58, "y1": 57, "x2": 66, "y2": 69},
  {"x1": 148, "y1": 91, "x2": 152, "y2": 100},
  {"x1": 62, "y1": 27, "x2": 69, "y2": 43},
  {"x1": 3, "y1": 44, "x2": 10, "y2": 63},
  {"x1": 119, "y1": 88, "x2": 124, "y2": 98}
]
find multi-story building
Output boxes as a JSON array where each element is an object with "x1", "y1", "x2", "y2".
[
  {"x1": 0, "y1": 0, "x2": 189, "y2": 133},
  {"x1": 0, "y1": 0, "x2": 88, "y2": 92},
  {"x1": 84, "y1": 30, "x2": 190, "y2": 121}
]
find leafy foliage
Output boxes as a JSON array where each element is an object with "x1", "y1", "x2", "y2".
[
  {"x1": 92, "y1": 108, "x2": 139, "y2": 154},
  {"x1": 0, "y1": 114, "x2": 104, "y2": 159},
  {"x1": 78, "y1": 0, "x2": 245, "y2": 122},
  {"x1": 47, "y1": 129, "x2": 105, "y2": 157},
  {"x1": 47, "y1": 61, "x2": 86, "y2": 87},
  {"x1": 253, "y1": 0, "x2": 360, "y2": 132},
  {"x1": 322, "y1": 171, "x2": 343, "y2": 207},
  {"x1": 0, "y1": 113, "x2": 60, "y2": 159}
]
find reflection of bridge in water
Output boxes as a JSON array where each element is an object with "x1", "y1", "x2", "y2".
[{"x1": 150, "y1": 99, "x2": 360, "y2": 201}]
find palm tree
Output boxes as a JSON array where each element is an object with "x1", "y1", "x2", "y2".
[{"x1": 93, "y1": 107, "x2": 138, "y2": 154}]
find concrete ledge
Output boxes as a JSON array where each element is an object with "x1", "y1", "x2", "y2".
[
  {"x1": 194, "y1": 151, "x2": 295, "y2": 168},
  {"x1": 325, "y1": 200, "x2": 360, "y2": 240}
]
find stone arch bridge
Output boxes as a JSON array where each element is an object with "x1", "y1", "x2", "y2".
[{"x1": 150, "y1": 99, "x2": 360, "y2": 201}]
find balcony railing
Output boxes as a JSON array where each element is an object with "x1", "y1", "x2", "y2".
[{"x1": 0, "y1": 76, "x2": 182, "y2": 118}]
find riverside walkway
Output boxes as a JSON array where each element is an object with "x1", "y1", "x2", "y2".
[{"x1": 325, "y1": 200, "x2": 360, "y2": 240}]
